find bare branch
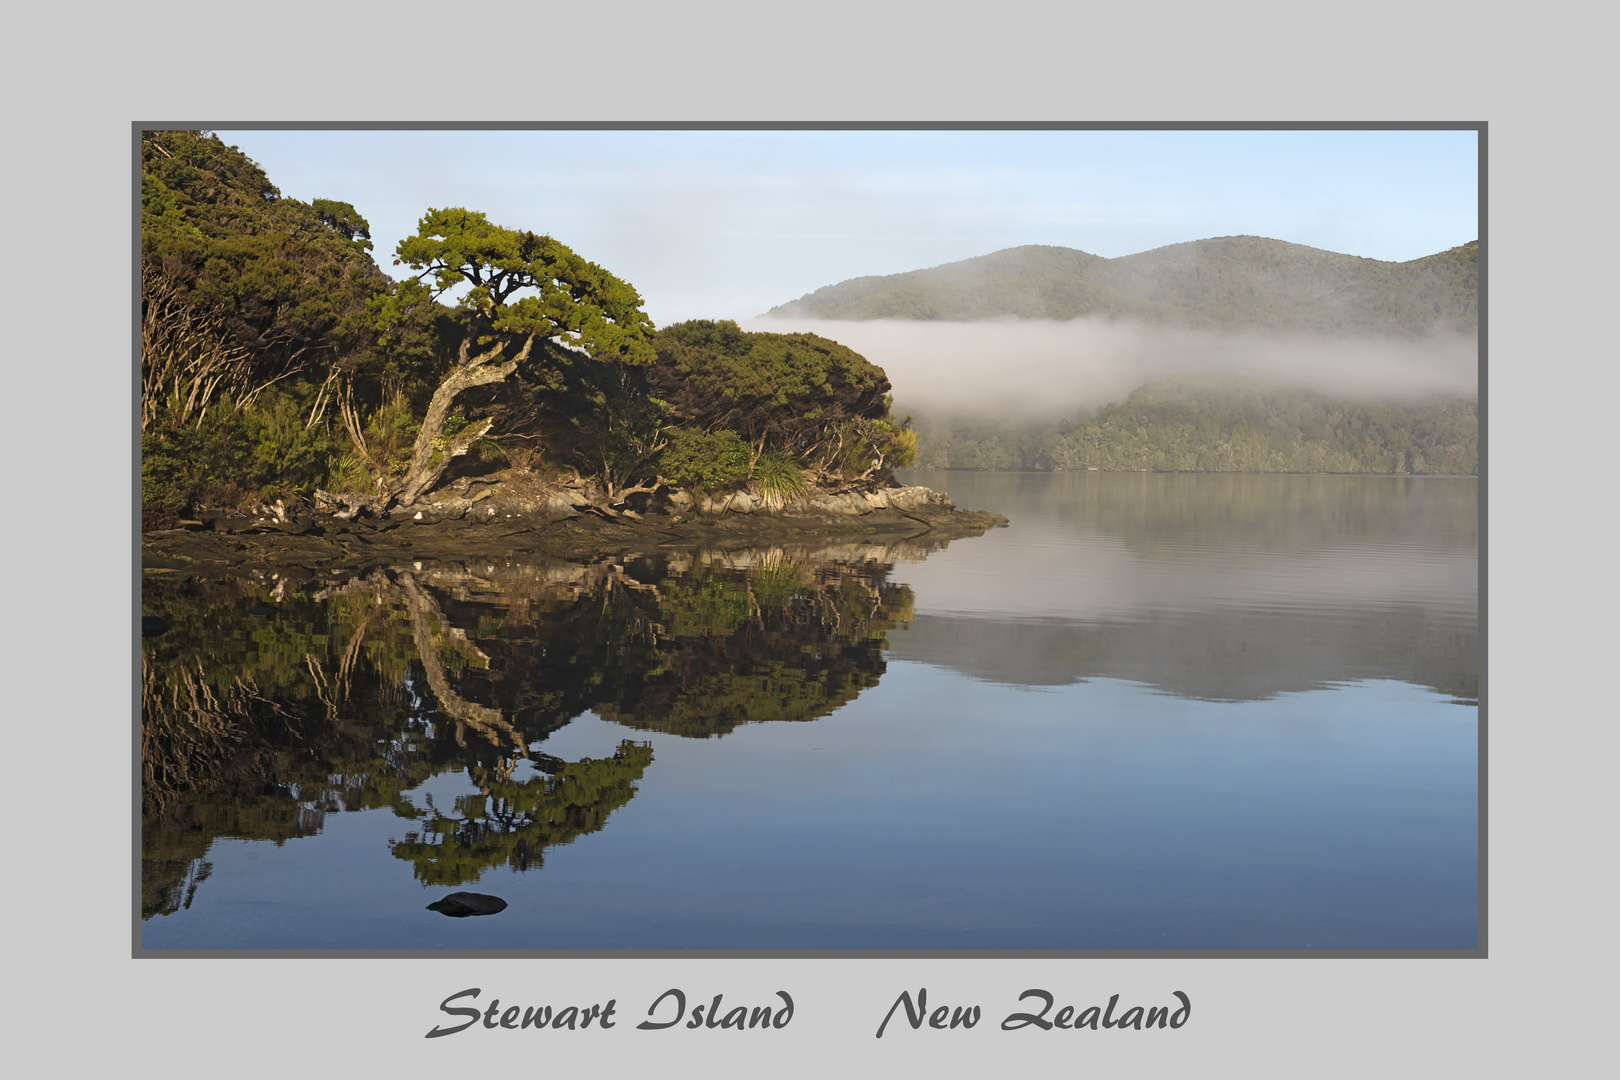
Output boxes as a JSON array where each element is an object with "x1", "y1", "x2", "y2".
[{"x1": 306, "y1": 366, "x2": 339, "y2": 430}]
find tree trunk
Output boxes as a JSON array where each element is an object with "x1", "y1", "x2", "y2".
[{"x1": 390, "y1": 333, "x2": 533, "y2": 507}]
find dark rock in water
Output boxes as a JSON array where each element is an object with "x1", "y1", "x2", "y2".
[
  {"x1": 141, "y1": 615, "x2": 171, "y2": 637},
  {"x1": 426, "y1": 891, "x2": 508, "y2": 918}
]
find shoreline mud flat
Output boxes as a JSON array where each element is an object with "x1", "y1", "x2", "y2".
[{"x1": 140, "y1": 484, "x2": 1008, "y2": 578}]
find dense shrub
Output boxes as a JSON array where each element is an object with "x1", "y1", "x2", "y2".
[
  {"x1": 656, "y1": 428, "x2": 751, "y2": 490},
  {"x1": 647, "y1": 320, "x2": 892, "y2": 457},
  {"x1": 141, "y1": 403, "x2": 254, "y2": 513},
  {"x1": 243, "y1": 392, "x2": 337, "y2": 500}
]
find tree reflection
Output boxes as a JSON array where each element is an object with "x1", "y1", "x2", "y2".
[
  {"x1": 389, "y1": 743, "x2": 654, "y2": 885},
  {"x1": 140, "y1": 541, "x2": 919, "y2": 915},
  {"x1": 604, "y1": 551, "x2": 911, "y2": 737}
]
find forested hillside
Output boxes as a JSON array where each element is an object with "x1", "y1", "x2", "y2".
[
  {"x1": 770, "y1": 236, "x2": 1479, "y2": 474},
  {"x1": 906, "y1": 380, "x2": 1478, "y2": 475},
  {"x1": 765, "y1": 237, "x2": 1478, "y2": 337}
]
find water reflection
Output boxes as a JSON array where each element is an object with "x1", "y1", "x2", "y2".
[
  {"x1": 141, "y1": 544, "x2": 916, "y2": 918},
  {"x1": 889, "y1": 471, "x2": 1478, "y2": 701},
  {"x1": 140, "y1": 475, "x2": 1480, "y2": 945}
]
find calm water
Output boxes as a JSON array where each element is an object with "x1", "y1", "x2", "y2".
[{"x1": 139, "y1": 471, "x2": 1478, "y2": 951}]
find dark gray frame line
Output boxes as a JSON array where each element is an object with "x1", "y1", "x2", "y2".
[{"x1": 132, "y1": 120, "x2": 1488, "y2": 960}]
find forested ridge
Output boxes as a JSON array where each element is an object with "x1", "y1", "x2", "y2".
[
  {"x1": 765, "y1": 237, "x2": 1479, "y2": 337},
  {"x1": 907, "y1": 380, "x2": 1478, "y2": 475}
]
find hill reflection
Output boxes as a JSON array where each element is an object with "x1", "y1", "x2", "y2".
[{"x1": 886, "y1": 471, "x2": 1478, "y2": 702}]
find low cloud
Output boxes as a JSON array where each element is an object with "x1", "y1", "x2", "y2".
[{"x1": 744, "y1": 317, "x2": 1478, "y2": 418}]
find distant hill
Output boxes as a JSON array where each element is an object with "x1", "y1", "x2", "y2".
[
  {"x1": 763, "y1": 237, "x2": 1479, "y2": 337},
  {"x1": 907, "y1": 378, "x2": 1478, "y2": 475}
]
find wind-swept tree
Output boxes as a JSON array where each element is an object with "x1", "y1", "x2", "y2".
[{"x1": 334, "y1": 208, "x2": 658, "y2": 511}]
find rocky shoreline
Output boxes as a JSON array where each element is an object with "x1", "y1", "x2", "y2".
[{"x1": 141, "y1": 483, "x2": 1009, "y2": 575}]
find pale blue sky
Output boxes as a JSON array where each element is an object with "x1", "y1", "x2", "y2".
[{"x1": 213, "y1": 128, "x2": 1479, "y2": 326}]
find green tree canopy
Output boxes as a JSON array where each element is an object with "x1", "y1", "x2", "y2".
[
  {"x1": 647, "y1": 320, "x2": 891, "y2": 449},
  {"x1": 141, "y1": 131, "x2": 387, "y2": 376},
  {"x1": 642, "y1": 320, "x2": 912, "y2": 492},
  {"x1": 311, "y1": 199, "x2": 374, "y2": 250},
  {"x1": 387, "y1": 208, "x2": 656, "y2": 364}
]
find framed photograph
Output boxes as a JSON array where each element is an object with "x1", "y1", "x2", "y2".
[{"x1": 138, "y1": 126, "x2": 1481, "y2": 963}]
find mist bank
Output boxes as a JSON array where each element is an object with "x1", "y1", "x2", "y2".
[{"x1": 742, "y1": 317, "x2": 1477, "y2": 419}]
